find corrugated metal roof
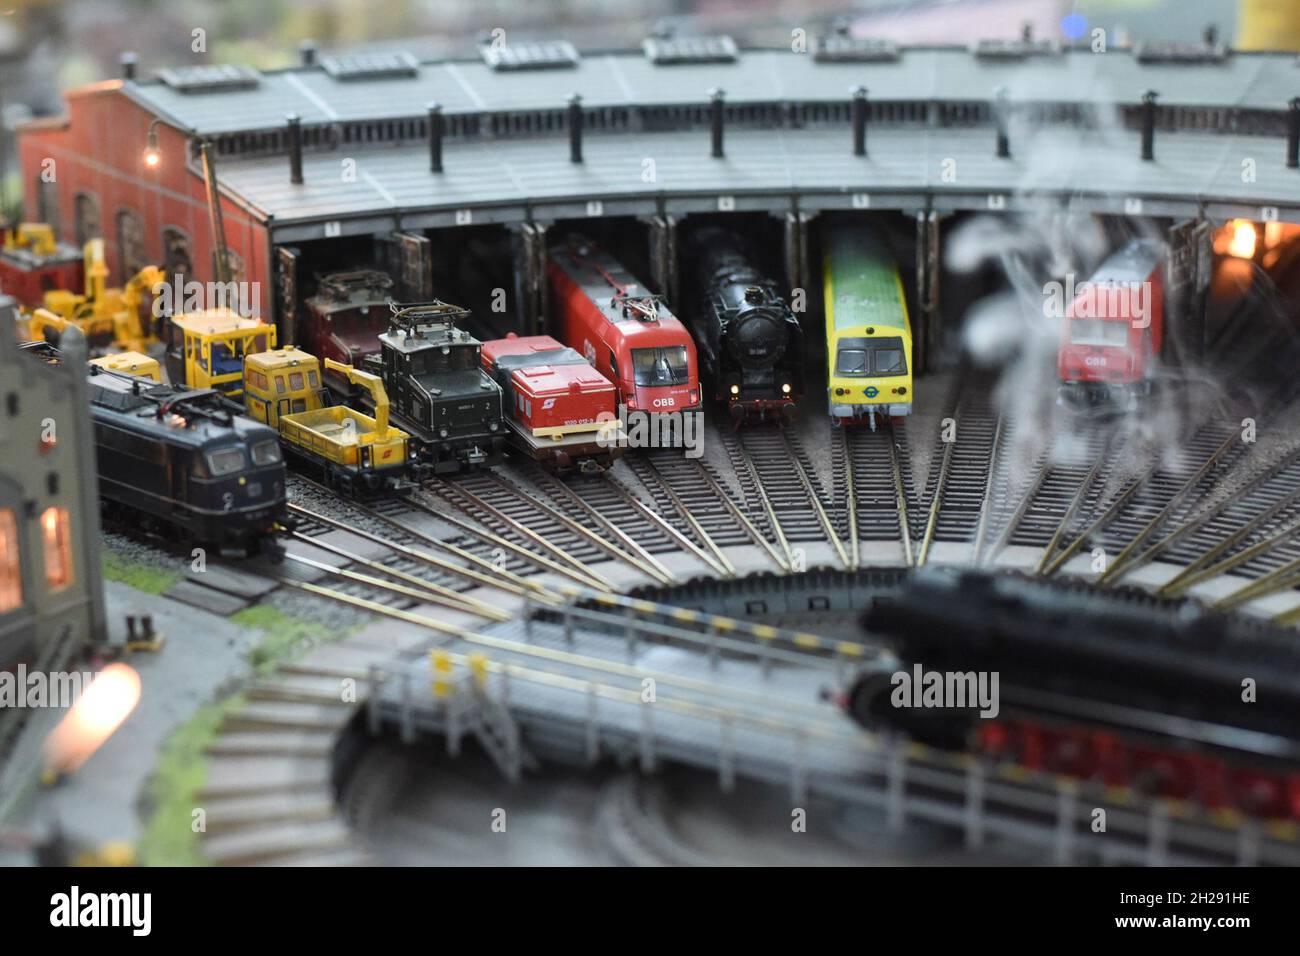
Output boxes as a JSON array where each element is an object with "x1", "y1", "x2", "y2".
[
  {"x1": 211, "y1": 122, "x2": 1300, "y2": 236},
  {"x1": 122, "y1": 47, "x2": 1300, "y2": 136}
]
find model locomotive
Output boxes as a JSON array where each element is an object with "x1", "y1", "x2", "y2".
[
  {"x1": 299, "y1": 269, "x2": 395, "y2": 394},
  {"x1": 359, "y1": 300, "x2": 505, "y2": 474},
  {"x1": 845, "y1": 570, "x2": 1300, "y2": 820},
  {"x1": 823, "y1": 221, "x2": 913, "y2": 426},
  {"x1": 481, "y1": 333, "x2": 623, "y2": 472},
  {"x1": 548, "y1": 236, "x2": 700, "y2": 416},
  {"x1": 1057, "y1": 239, "x2": 1166, "y2": 409},
  {"x1": 50, "y1": 346, "x2": 287, "y2": 556},
  {"x1": 686, "y1": 227, "x2": 803, "y2": 421}
]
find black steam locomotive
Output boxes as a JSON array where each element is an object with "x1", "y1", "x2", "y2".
[
  {"x1": 846, "y1": 570, "x2": 1300, "y2": 820},
  {"x1": 85, "y1": 362, "x2": 288, "y2": 556},
  {"x1": 687, "y1": 227, "x2": 804, "y2": 421},
  {"x1": 359, "y1": 300, "x2": 505, "y2": 474}
]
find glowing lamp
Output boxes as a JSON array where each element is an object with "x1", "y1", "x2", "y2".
[
  {"x1": 1228, "y1": 220, "x2": 1257, "y2": 259},
  {"x1": 43, "y1": 663, "x2": 142, "y2": 779}
]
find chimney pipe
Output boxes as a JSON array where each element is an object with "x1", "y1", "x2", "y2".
[
  {"x1": 299, "y1": 40, "x2": 318, "y2": 68},
  {"x1": 995, "y1": 87, "x2": 1011, "y2": 159},
  {"x1": 428, "y1": 102, "x2": 444, "y2": 174},
  {"x1": 120, "y1": 52, "x2": 138, "y2": 81},
  {"x1": 568, "y1": 94, "x2": 583, "y2": 164},
  {"x1": 286, "y1": 113, "x2": 303, "y2": 185},
  {"x1": 1288, "y1": 97, "x2": 1299, "y2": 169},
  {"x1": 851, "y1": 86, "x2": 868, "y2": 157},
  {"x1": 710, "y1": 88, "x2": 725, "y2": 159},
  {"x1": 1140, "y1": 90, "x2": 1158, "y2": 162}
]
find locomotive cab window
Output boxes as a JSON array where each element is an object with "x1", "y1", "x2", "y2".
[
  {"x1": 206, "y1": 446, "x2": 247, "y2": 476},
  {"x1": 836, "y1": 337, "x2": 907, "y2": 377},
  {"x1": 409, "y1": 347, "x2": 476, "y2": 375},
  {"x1": 1069, "y1": 319, "x2": 1129, "y2": 348},
  {"x1": 251, "y1": 440, "x2": 281, "y2": 466},
  {"x1": 632, "y1": 346, "x2": 689, "y2": 387}
]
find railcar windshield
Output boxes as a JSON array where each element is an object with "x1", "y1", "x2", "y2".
[
  {"x1": 836, "y1": 337, "x2": 907, "y2": 377},
  {"x1": 250, "y1": 440, "x2": 282, "y2": 466},
  {"x1": 409, "y1": 345, "x2": 478, "y2": 375},
  {"x1": 1069, "y1": 318, "x2": 1130, "y2": 348},
  {"x1": 632, "y1": 346, "x2": 690, "y2": 387},
  {"x1": 206, "y1": 446, "x2": 247, "y2": 476}
]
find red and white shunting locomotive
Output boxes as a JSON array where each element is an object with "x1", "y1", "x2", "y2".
[
  {"x1": 1057, "y1": 239, "x2": 1165, "y2": 408},
  {"x1": 480, "y1": 333, "x2": 623, "y2": 472},
  {"x1": 548, "y1": 237, "x2": 700, "y2": 416}
]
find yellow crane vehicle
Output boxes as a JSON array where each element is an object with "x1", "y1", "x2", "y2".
[
  {"x1": 164, "y1": 308, "x2": 277, "y2": 398},
  {"x1": 25, "y1": 239, "x2": 165, "y2": 352},
  {"x1": 241, "y1": 347, "x2": 414, "y2": 495}
]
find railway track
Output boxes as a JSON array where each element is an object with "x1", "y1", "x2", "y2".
[
  {"x1": 832, "y1": 421, "x2": 913, "y2": 567},
  {"x1": 720, "y1": 422, "x2": 849, "y2": 570}
]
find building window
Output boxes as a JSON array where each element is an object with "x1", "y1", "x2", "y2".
[
  {"x1": 74, "y1": 192, "x2": 102, "y2": 246},
  {"x1": 117, "y1": 208, "x2": 148, "y2": 278},
  {"x1": 40, "y1": 506, "x2": 73, "y2": 592},
  {"x1": 223, "y1": 248, "x2": 246, "y2": 285},
  {"x1": 162, "y1": 227, "x2": 193, "y2": 279},
  {"x1": 0, "y1": 508, "x2": 20, "y2": 613}
]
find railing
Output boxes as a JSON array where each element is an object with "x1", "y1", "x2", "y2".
[{"x1": 208, "y1": 96, "x2": 1300, "y2": 161}]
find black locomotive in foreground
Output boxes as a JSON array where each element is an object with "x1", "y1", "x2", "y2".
[
  {"x1": 687, "y1": 227, "x2": 804, "y2": 421},
  {"x1": 358, "y1": 300, "x2": 505, "y2": 474},
  {"x1": 845, "y1": 570, "x2": 1300, "y2": 821},
  {"x1": 85, "y1": 360, "x2": 287, "y2": 556}
]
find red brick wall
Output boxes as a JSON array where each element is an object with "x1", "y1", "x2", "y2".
[{"x1": 17, "y1": 84, "x2": 272, "y2": 319}]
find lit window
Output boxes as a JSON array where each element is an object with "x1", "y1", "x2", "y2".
[
  {"x1": 0, "y1": 508, "x2": 21, "y2": 613},
  {"x1": 41, "y1": 506, "x2": 73, "y2": 592}
]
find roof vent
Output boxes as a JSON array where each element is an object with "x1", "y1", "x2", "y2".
[
  {"x1": 480, "y1": 39, "x2": 580, "y2": 71},
  {"x1": 157, "y1": 64, "x2": 261, "y2": 93},
  {"x1": 1134, "y1": 41, "x2": 1229, "y2": 64},
  {"x1": 643, "y1": 35, "x2": 738, "y2": 65},
  {"x1": 320, "y1": 51, "x2": 420, "y2": 81},
  {"x1": 972, "y1": 38, "x2": 1059, "y2": 60},
  {"x1": 813, "y1": 36, "x2": 900, "y2": 63}
]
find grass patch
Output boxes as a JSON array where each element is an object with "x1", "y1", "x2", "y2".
[
  {"x1": 102, "y1": 551, "x2": 181, "y2": 595},
  {"x1": 136, "y1": 694, "x2": 244, "y2": 867},
  {"x1": 233, "y1": 604, "x2": 335, "y2": 674}
]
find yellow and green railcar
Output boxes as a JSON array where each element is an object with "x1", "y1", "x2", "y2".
[{"x1": 823, "y1": 223, "x2": 913, "y2": 425}]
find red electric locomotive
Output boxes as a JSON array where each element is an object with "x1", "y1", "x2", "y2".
[
  {"x1": 299, "y1": 270, "x2": 395, "y2": 394},
  {"x1": 0, "y1": 224, "x2": 84, "y2": 309},
  {"x1": 1057, "y1": 239, "x2": 1165, "y2": 408},
  {"x1": 481, "y1": 333, "x2": 623, "y2": 472},
  {"x1": 548, "y1": 237, "x2": 700, "y2": 416}
]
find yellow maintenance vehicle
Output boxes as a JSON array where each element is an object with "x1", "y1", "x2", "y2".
[
  {"x1": 88, "y1": 351, "x2": 162, "y2": 382},
  {"x1": 164, "y1": 308, "x2": 276, "y2": 398},
  {"x1": 25, "y1": 239, "x2": 165, "y2": 352},
  {"x1": 242, "y1": 347, "x2": 413, "y2": 495}
]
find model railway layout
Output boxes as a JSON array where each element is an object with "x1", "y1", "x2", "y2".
[{"x1": 5, "y1": 19, "x2": 1300, "y2": 874}]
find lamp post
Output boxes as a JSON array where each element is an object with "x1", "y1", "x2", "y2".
[{"x1": 142, "y1": 118, "x2": 230, "y2": 285}]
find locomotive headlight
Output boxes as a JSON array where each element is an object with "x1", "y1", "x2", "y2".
[
  {"x1": 781, "y1": 383, "x2": 791, "y2": 395},
  {"x1": 896, "y1": 386, "x2": 907, "y2": 395},
  {"x1": 730, "y1": 384, "x2": 740, "y2": 396},
  {"x1": 439, "y1": 428, "x2": 449, "y2": 439},
  {"x1": 489, "y1": 421, "x2": 499, "y2": 432}
]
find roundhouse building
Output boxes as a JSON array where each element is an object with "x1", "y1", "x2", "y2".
[
  {"x1": 0, "y1": 295, "x2": 106, "y2": 666},
  {"x1": 14, "y1": 38, "x2": 1300, "y2": 366}
]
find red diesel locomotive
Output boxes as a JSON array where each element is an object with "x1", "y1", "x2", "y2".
[
  {"x1": 481, "y1": 333, "x2": 624, "y2": 472},
  {"x1": 1057, "y1": 239, "x2": 1165, "y2": 408},
  {"x1": 548, "y1": 237, "x2": 700, "y2": 416}
]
